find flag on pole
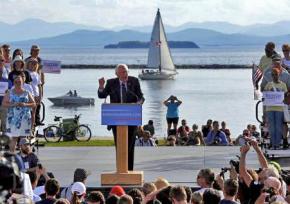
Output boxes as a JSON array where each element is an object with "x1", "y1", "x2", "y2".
[{"x1": 252, "y1": 64, "x2": 263, "y2": 100}]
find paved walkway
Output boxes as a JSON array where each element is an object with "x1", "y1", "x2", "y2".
[{"x1": 37, "y1": 146, "x2": 284, "y2": 187}]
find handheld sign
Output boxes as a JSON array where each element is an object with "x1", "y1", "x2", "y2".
[
  {"x1": 42, "y1": 60, "x2": 61, "y2": 74},
  {"x1": 101, "y1": 104, "x2": 142, "y2": 126},
  {"x1": 263, "y1": 91, "x2": 285, "y2": 106},
  {"x1": 0, "y1": 82, "x2": 8, "y2": 96}
]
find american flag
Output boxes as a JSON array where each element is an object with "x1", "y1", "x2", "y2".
[{"x1": 252, "y1": 64, "x2": 263, "y2": 89}]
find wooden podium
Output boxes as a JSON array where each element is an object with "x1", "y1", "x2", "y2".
[{"x1": 100, "y1": 104, "x2": 144, "y2": 185}]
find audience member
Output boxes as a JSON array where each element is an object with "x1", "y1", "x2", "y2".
[
  {"x1": 8, "y1": 55, "x2": 32, "y2": 85},
  {"x1": 0, "y1": 53, "x2": 10, "y2": 79},
  {"x1": 220, "y1": 121, "x2": 232, "y2": 144},
  {"x1": 203, "y1": 188, "x2": 221, "y2": 204},
  {"x1": 205, "y1": 121, "x2": 228, "y2": 146},
  {"x1": 169, "y1": 185, "x2": 187, "y2": 204},
  {"x1": 154, "y1": 177, "x2": 170, "y2": 190},
  {"x1": 106, "y1": 195, "x2": 120, "y2": 204},
  {"x1": 86, "y1": 191, "x2": 105, "y2": 204},
  {"x1": 54, "y1": 198, "x2": 70, "y2": 204},
  {"x1": 127, "y1": 188, "x2": 144, "y2": 204},
  {"x1": 195, "y1": 168, "x2": 215, "y2": 194},
  {"x1": 109, "y1": 185, "x2": 126, "y2": 197},
  {"x1": 142, "y1": 182, "x2": 157, "y2": 196},
  {"x1": 1, "y1": 44, "x2": 11, "y2": 63},
  {"x1": 282, "y1": 43, "x2": 290, "y2": 72},
  {"x1": 70, "y1": 182, "x2": 86, "y2": 204},
  {"x1": 60, "y1": 168, "x2": 90, "y2": 201},
  {"x1": 135, "y1": 130, "x2": 157, "y2": 147},
  {"x1": 118, "y1": 194, "x2": 133, "y2": 204},
  {"x1": 164, "y1": 95, "x2": 182, "y2": 134},
  {"x1": 143, "y1": 120, "x2": 155, "y2": 137},
  {"x1": 186, "y1": 124, "x2": 204, "y2": 146},
  {"x1": 36, "y1": 178, "x2": 60, "y2": 204},
  {"x1": 12, "y1": 48, "x2": 24, "y2": 60},
  {"x1": 191, "y1": 192, "x2": 203, "y2": 204},
  {"x1": 27, "y1": 171, "x2": 41, "y2": 202},
  {"x1": 177, "y1": 119, "x2": 190, "y2": 145},
  {"x1": 220, "y1": 179, "x2": 239, "y2": 204},
  {"x1": 202, "y1": 119, "x2": 212, "y2": 138},
  {"x1": 259, "y1": 42, "x2": 276, "y2": 73},
  {"x1": 18, "y1": 138, "x2": 39, "y2": 171},
  {"x1": 235, "y1": 129, "x2": 255, "y2": 146}
]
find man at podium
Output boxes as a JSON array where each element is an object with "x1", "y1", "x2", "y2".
[{"x1": 98, "y1": 64, "x2": 144, "y2": 170}]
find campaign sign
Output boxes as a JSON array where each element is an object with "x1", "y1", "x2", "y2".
[
  {"x1": 0, "y1": 82, "x2": 8, "y2": 96},
  {"x1": 263, "y1": 91, "x2": 285, "y2": 106},
  {"x1": 42, "y1": 60, "x2": 61, "y2": 74},
  {"x1": 101, "y1": 104, "x2": 142, "y2": 126}
]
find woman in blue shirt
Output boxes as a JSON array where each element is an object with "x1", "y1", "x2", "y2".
[{"x1": 163, "y1": 95, "x2": 182, "y2": 135}]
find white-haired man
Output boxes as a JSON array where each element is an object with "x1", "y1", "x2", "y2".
[{"x1": 98, "y1": 64, "x2": 144, "y2": 170}]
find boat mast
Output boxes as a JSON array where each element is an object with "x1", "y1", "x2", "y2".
[{"x1": 158, "y1": 9, "x2": 161, "y2": 72}]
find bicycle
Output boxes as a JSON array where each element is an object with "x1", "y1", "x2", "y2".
[{"x1": 43, "y1": 114, "x2": 92, "y2": 142}]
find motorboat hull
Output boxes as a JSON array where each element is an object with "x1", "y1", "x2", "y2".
[{"x1": 48, "y1": 96, "x2": 95, "y2": 106}]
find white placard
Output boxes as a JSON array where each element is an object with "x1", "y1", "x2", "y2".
[
  {"x1": 0, "y1": 82, "x2": 8, "y2": 96},
  {"x1": 42, "y1": 60, "x2": 61, "y2": 74},
  {"x1": 263, "y1": 91, "x2": 285, "y2": 106}
]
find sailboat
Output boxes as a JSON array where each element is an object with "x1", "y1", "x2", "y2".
[{"x1": 138, "y1": 9, "x2": 177, "y2": 80}]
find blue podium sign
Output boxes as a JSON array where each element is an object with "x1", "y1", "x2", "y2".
[{"x1": 101, "y1": 104, "x2": 142, "y2": 126}]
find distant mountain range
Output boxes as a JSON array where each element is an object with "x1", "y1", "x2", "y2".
[
  {"x1": 11, "y1": 28, "x2": 290, "y2": 47},
  {"x1": 2, "y1": 18, "x2": 290, "y2": 43}
]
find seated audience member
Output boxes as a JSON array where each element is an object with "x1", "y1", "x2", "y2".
[
  {"x1": 202, "y1": 119, "x2": 212, "y2": 138},
  {"x1": 220, "y1": 121, "x2": 232, "y2": 144},
  {"x1": 177, "y1": 120, "x2": 190, "y2": 145},
  {"x1": 127, "y1": 188, "x2": 144, "y2": 204},
  {"x1": 205, "y1": 121, "x2": 228, "y2": 146},
  {"x1": 70, "y1": 182, "x2": 86, "y2": 204},
  {"x1": 169, "y1": 185, "x2": 187, "y2": 204},
  {"x1": 203, "y1": 188, "x2": 221, "y2": 204},
  {"x1": 235, "y1": 129, "x2": 256, "y2": 146},
  {"x1": 86, "y1": 191, "x2": 105, "y2": 204},
  {"x1": 177, "y1": 119, "x2": 190, "y2": 135},
  {"x1": 135, "y1": 130, "x2": 157, "y2": 147},
  {"x1": 18, "y1": 138, "x2": 39, "y2": 171},
  {"x1": 167, "y1": 135, "x2": 176, "y2": 146},
  {"x1": 135, "y1": 126, "x2": 144, "y2": 139},
  {"x1": 61, "y1": 168, "x2": 90, "y2": 201},
  {"x1": 143, "y1": 120, "x2": 155, "y2": 137},
  {"x1": 186, "y1": 124, "x2": 205, "y2": 146},
  {"x1": 220, "y1": 179, "x2": 239, "y2": 204},
  {"x1": 36, "y1": 178, "x2": 60, "y2": 204},
  {"x1": 119, "y1": 195, "x2": 133, "y2": 204},
  {"x1": 109, "y1": 185, "x2": 126, "y2": 197}
]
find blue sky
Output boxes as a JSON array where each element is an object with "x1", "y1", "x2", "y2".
[{"x1": 1, "y1": 0, "x2": 290, "y2": 27}]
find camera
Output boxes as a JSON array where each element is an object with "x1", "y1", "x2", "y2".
[
  {"x1": 229, "y1": 159, "x2": 240, "y2": 173},
  {"x1": 263, "y1": 187, "x2": 276, "y2": 202}
]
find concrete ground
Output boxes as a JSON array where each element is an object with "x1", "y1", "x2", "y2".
[{"x1": 36, "y1": 146, "x2": 289, "y2": 187}]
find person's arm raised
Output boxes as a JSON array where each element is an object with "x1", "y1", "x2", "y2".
[
  {"x1": 249, "y1": 139, "x2": 268, "y2": 169},
  {"x1": 239, "y1": 145, "x2": 253, "y2": 187}
]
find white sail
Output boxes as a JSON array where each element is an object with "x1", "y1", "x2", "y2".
[{"x1": 147, "y1": 9, "x2": 176, "y2": 73}]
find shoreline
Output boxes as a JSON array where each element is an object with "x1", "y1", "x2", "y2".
[{"x1": 61, "y1": 64, "x2": 252, "y2": 69}]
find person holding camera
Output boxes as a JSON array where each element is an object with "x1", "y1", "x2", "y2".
[
  {"x1": 205, "y1": 121, "x2": 228, "y2": 146},
  {"x1": 163, "y1": 95, "x2": 182, "y2": 135}
]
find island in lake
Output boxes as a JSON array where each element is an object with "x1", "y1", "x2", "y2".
[{"x1": 104, "y1": 41, "x2": 199, "y2": 49}]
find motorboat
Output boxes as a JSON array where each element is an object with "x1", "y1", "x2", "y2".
[
  {"x1": 48, "y1": 91, "x2": 95, "y2": 106},
  {"x1": 138, "y1": 9, "x2": 177, "y2": 80}
]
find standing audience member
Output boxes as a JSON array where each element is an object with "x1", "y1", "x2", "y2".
[
  {"x1": 259, "y1": 42, "x2": 276, "y2": 73},
  {"x1": 1, "y1": 44, "x2": 11, "y2": 64},
  {"x1": 18, "y1": 138, "x2": 39, "y2": 171},
  {"x1": 169, "y1": 186, "x2": 187, "y2": 204},
  {"x1": 264, "y1": 68, "x2": 287, "y2": 149},
  {"x1": 142, "y1": 182, "x2": 157, "y2": 196},
  {"x1": 203, "y1": 189, "x2": 221, "y2": 204},
  {"x1": 109, "y1": 185, "x2": 126, "y2": 197},
  {"x1": 127, "y1": 188, "x2": 144, "y2": 204},
  {"x1": 8, "y1": 55, "x2": 32, "y2": 85},
  {"x1": 143, "y1": 120, "x2": 155, "y2": 137},
  {"x1": 26, "y1": 57, "x2": 42, "y2": 126},
  {"x1": 195, "y1": 168, "x2": 216, "y2": 194},
  {"x1": 70, "y1": 182, "x2": 86, "y2": 204},
  {"x1": 202, "y1": 119, "x2": 212, "y2": 138},
  {"x1": 61, "y1": 168, "x2": 90, "y2": 201},
  {"x1": 220, "y1": 179, "x2": 239, "y2": 204},
  {"x1": 191, "y1": 192, "x2": 203, "y2": 204},
  {"x1": 205, "y1": 121, "x2": 228, "y2": 146},
  {"x1": 106, "y1": 195, "x2": 120, "y2": 204},
  {"x1": 282, "y1": 44, "x2": 290, "y2": 72},
  {"x1": 86, "y1": 191, "x2": 105, "y2": 204},
  {"x1": 163, "y1": 95, "x2": 182, "y2": 135},
  {"x1": 0, "y1": 60, "x2": 12, "y2": 133},
  {"x1": 119, "y1": 195, "x2": 133, "y2": 204},
  {"x1": 12, "y1": 48, "x2": 24, "y2": 60},
  {"x1": 0, "y1": 54, "x2": 10, "y2": 79},
  {"x1": 2, "y1": 75, "x2": 35, "y2": 152},
  {"x1": 36, "y1": 178, "x2": 60, "y2": 204}
]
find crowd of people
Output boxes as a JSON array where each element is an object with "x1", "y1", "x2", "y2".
[
  {"x1": 2, "y1": 134, "x2": 290, "y2": 204},
  {"x1": 0, "y1": 44, "x2": 45, "y2": 153}
]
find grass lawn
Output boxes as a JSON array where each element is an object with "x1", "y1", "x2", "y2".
[{"x1": 39, "y1": 138, "x2": 167, "y2": 147}]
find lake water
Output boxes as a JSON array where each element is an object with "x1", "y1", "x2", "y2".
[
  {"x1": 43, "y1": 68, "x2": 259, "y2": 138},
  {"x1": 10, "y1": 46, "x2": 267, "y2": 138}
]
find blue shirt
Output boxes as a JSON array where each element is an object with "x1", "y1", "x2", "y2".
[
  {"x1": 0, "y1": 77, "x2": 12, "y2": 104},
  {"x1": 205, "y1": 130, "x2": 228, "y2": 145},
  {"x1": 166, "y1": 102, "x2": 180, "y2": 118}
]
